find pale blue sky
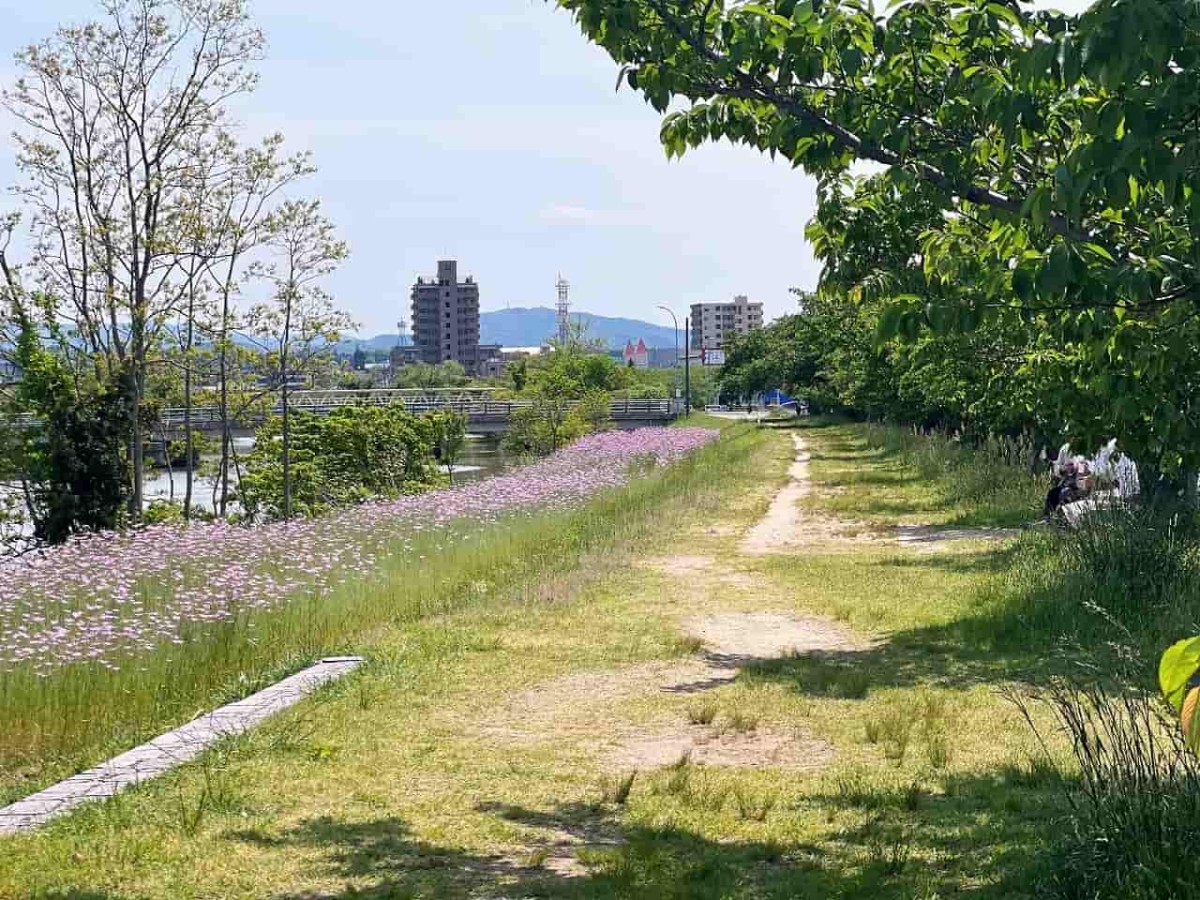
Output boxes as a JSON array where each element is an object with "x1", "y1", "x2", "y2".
[{"x1": 1, "y1": 0, "x2": 1092, "y2": 336}]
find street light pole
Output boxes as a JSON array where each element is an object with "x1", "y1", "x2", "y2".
[
  {"x1": 657, "y1": 305, "x2": 680, "y2": 412},
  {"x1": 684, "y1": 315, "x2": 691, "y2": 417}
]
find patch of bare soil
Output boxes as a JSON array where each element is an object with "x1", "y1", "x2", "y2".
[
  {"x1": 480, "y1": 660, "x2": 716, "y2": 743},
  {"x1": 484, "y1": 612, "x2": 868, "y2": 772},
  {"x1": 644, "y1": 555, "x2": 756, "y2": 589},
  {"x1": 608, "y1": 724, "x2": 834, "y2": 771},
  {"x1": 896, "y1": 524, "x2": 1020, "y2": 553},
  {"x1": 647, "y1": 555, "x2": 715, "y2": 576},
  {"x1": 740, "y1": 434, "x2": 881, "y2": 553},
  {"x1": 685, "y1": 611, "x2": 867, "y2": 662}
]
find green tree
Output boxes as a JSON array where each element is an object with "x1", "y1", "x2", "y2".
[
  {"x1": 239, "y1": 405, "x2": 440, "y2": 521},
  {"x1": 555, "y1": 0, "x2": 1200, "y2": 479},
  {"x1": 394, "y1": 361, "x2": 470, "y2": 391},
  {"x1": 427, "y1": 410, "x2": 468, "y2": 484},
  {"x1": 245, "y1": 200, "x2": 352, "y2": 521}
]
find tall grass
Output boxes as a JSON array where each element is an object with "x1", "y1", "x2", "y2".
[
  {"x1": 991, "y1": 496, "x2": 1200, "y2": 894},
  {"x1": 984, "y1": 501, "x2": 1200, "y2": 668},
  {"x1": 0, "y1": 426, "x2": 753, "y2": 804},
  {"x1": 860, "y1": 424, "x2": 1044, "y2": 525},
  {"x1": 1015, "y1": 672, "x2": 1200, "y2": 899}
]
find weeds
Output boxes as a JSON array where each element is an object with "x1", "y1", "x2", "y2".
[
  {"x1": 732, "y1": 785, "x2": 777, "y2": 822},
  {"x1": 174, "y1": 753, "x2": 243, "y2": 837},
  {"x1": 871, "y1": 705, "x2": 913, "y2": 763},
  {"x1": 664, "y1": 754, "x2": 693, "y2": 795},
  {"x1": 864, "y1": 718, "x2": 881, "y2": 745},
  {"x1": 866, "y1": 825, "x2": 911, "y2": 876},
  {"x1": 1014, "y1": 671, "x2": 1200, "y2": 898},
  {"x1": 919, "y1": 692, "x2": 952, "y2": 770},
  {"x1": 686, "y1": 700, "x2": 718, "y2": 726},
  {"x1": 601, "y1": 771, "x2": 638, "y2": 806},
  {"x1": 721, "y1": 709, "x2": 759, "y2": 734}
]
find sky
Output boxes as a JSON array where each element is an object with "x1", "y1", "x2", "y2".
[{"x1": 0, "y1": 0, "x2": 1093, "y2": 337}]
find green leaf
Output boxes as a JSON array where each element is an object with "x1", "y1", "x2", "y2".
[
  {"x1": 840, "y1": 47, "x2": 863, "y2": 77},
  {"x1": 986, "y1": 2, "x2": 1020, "y2": 26},
  {"x1": 877, "y1": 303, "x2": 904, "y2": 340},
  {"x1": 1037, "y1": 244, "x2": 1071, "y2": 296},
  {"x1": 1161, "y1": 636, "x2": 1200, "y2": 713},
  {"x1": 1012, "y1": 266, "x2": 1034, "y2": 302}
]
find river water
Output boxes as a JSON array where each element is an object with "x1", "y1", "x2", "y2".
[{"x1": 143, "y1": 435, "x2": 513, "y2": 513}]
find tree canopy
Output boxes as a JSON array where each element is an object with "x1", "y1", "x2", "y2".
[{"x1": 556, "y1": 0, "x2": 1200, "y2": 478}]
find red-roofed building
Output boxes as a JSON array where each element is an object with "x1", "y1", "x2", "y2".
[{"x1": 623, "y1": 339, "x2": 650, "y2": 368}]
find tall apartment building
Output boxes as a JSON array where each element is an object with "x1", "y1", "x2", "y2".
[
  {"x1": 690, "y1": 295, "x2": 764, "y2": 350},
  {"x1": 410, "y1": 260, "x2": 499, "y2": 374}
]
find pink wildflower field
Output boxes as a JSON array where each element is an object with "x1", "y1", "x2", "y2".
[{"x1": 0, "y1": 428, "x2": 718, "y2": 676}]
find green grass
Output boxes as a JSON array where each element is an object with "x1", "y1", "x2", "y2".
[
  {"x1": 2, "y1": 418, "x2": 1180, "y2": 899},
  {"x1": 0, "y1": 417, "x2": 744, "y2": 805},
  {"x1": 802, "y1": 419, "x2": 1045, "y2": 528}
]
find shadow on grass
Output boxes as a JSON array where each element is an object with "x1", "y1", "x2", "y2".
[
  {"x1": 804, "y1": 424, "x2": 1043, "y2": 530},
  {"x1": 742, "y1": 608, "x2": 1086, "y2": 698},
  {"x1": 233, "y1": 779, "x2": 1062, "y2": 899}
]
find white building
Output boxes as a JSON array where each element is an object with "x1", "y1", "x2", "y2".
[{"x1": 690, "y1": 295, "x2": 764, "y2": 350}]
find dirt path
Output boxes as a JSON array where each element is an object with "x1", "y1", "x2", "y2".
[
  {"x1": 485, "y1": 432, "x2": 875, "y2": 775},
  {"x1": 740, "y1": 432, "x2": 878, "y2": 553},
  {"x1": 740, "y1": 434, "x2": 813, "y2": 554},
  {"x1": 473, "y1": 429, "x2": 888, "y2": 877}
]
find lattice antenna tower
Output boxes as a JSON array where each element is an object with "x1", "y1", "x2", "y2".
[{"x1": 556, "y1": 274, "x2": 571, "y2": 345}]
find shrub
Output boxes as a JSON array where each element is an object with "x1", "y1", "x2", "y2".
[
  {"x1": 1016, "y1": 676, "x2": 1200, "y2": 899},
  {"x1": 239, "y1": 404, "x2": 442, "y2": 521}
]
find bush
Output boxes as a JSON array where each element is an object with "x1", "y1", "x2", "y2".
[
  {"x1": 239, "y1": 404, "x2": 442, "y2": 521},
  {"x1": 502, "y1": 389, "x2": 611, "y2": 459},
  {"x1": 143, "y1": 501, "x2": 216, "y2": 526},
  {"x1": 1017, "y1": 674, "x2": 1200, "y2": 899}
]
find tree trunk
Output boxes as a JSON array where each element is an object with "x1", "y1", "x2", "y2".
[
  {"x1": 130, "y1": 364, "x2": 144, "y2": 522},
  {"x1": 218, "y1": 292, "x2": 231, "y2": 519},
  {"x1": 280, "y1": 305, "x2": 293, "y2": 521},
  {"x1": 161, "y1": 424, "x2": 175, "y2": 502},
  {"x1": 281, "y1": 371, "x2": 291, "y2": 521},
  {"x1": 183, "y1": 295, "x2": 195, "y2": 520}
]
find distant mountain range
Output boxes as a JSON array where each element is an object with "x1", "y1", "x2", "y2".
[{"x1": 337, "y1": 307, "x2": 679, "y2": 354}]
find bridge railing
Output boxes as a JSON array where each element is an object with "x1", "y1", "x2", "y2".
[{"x1": 157, "y1": 396, "x2": 681, "y2": 428}]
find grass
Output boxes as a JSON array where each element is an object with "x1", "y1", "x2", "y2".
[
  {"x1": 0, "y1": 417, "x2": 1188, "y2": 898},
  {"x1": 0, "y1": 427, "x2": 723, "y2": 804},
  {"x1": 804, "y1": 420, "x2": 1044, "y2": 528}
]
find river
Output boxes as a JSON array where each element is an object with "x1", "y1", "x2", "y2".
[{"x1": 143, "y1": 435, "x2": 514, "y2": 513}]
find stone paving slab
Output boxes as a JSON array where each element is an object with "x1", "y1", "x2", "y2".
[{"x1": 0, "y1": 656, "x2": 362, "y2": 835}]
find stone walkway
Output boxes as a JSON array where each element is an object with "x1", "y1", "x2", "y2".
[{"x1": 0, "y1": 657, "x2": 363, "y2": 835}]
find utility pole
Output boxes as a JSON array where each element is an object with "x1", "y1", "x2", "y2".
[
  {"x1": 657, "y1": 305, "x2": 680, "y2": 406},
  {"x1": 684, "y1": 315, "x2": 691, "y2": 417}
]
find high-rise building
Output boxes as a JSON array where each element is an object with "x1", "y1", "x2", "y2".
[
  {"x1": 690, "y1": 295, "x2": 764, "y2": 350},
  {"x1": 410, "y1": 260, "x2": 499, "y2": 374}
]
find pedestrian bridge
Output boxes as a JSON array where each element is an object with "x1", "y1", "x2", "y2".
[{"x1": 160, "y1": 389, "x2": 682, "y2": 436}]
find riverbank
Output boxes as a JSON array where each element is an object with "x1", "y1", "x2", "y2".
[
  {"x1": 0, "y1": 427, "x2": 720, "y2": 807},
  {"x1": 13, "y1": 420, "x2": 1175, "y2": 897}
]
